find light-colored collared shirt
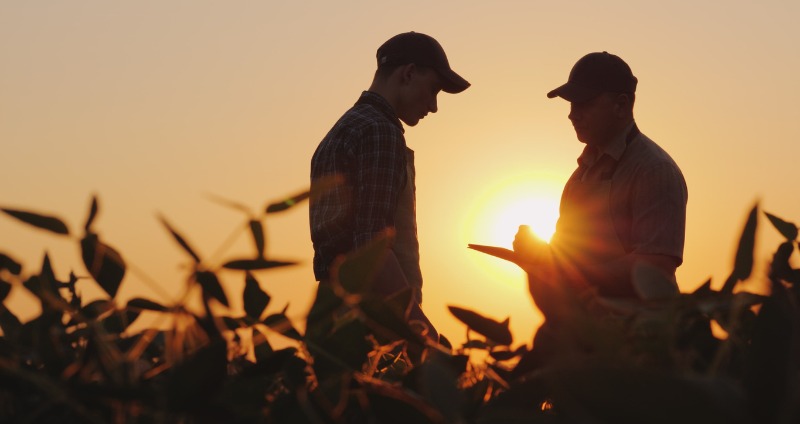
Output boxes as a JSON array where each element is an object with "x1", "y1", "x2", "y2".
[
  {"x1": 577, "y1": 121, "x2": 634, "y2": 182},
  {"x1": 562, "y1": 122, "x2": 688, "y2": 264}
]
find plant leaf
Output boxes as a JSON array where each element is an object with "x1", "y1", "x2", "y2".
[
  {"x1": 723, "y1": 204, "x2": 758, "y2": 294},
  {"x1": 744, "y1": 289, "x2": 794, "y2": 420},
  {"x1": 82, "y1": 299, "x2": 115, "y2": 320},
  {"x1": 166, "y1": 341, "x2": 228, "y2": 410},
  {"x1": 81, "y1": 233, "x2": 126, "y2": 298},
  {"x1": 103, "y1": 309, "x2": 141, "y2": 333},
  {"x1": 252, "y1": 327, "x2": 274, "y2": 362},
  {"x1": 769, "y1": 241, "x2": 795, "y2": 281},
  {"x1": 764, "y1": 211, "x2": 798, "y2": 241},
  {"x1": 0, "y1": 252, "x2": 22, "y2": 275},
  {"x1": 84, "y1": 195, "x2": 99, "y2": 232},
  {"x1": 692, "y1": 278, "x2": 713, "y2": 295},
  {"x1": 222, "y1": 258, "x2": 296, "y2": 271},
  {"x1": 222, "y1": 316, "x2": 245, "y2": 330},
  {"x1": 195, "y1": 271, "x2": 229, "y2": 307},
  {"x1": 1, "y1": 208, "x2": 69, "y2": 235},
  {"x1": 304, "y1": 283, "x2": 343, "y2": 342},
  {"x1": 127, "y1": 297, "x2": 168, "y2": 312},
  {"x1": 309, "y1": 316, "x2": 370, "y2": 377},
  {"x1": 693, "y1": 290, "x2": 767, "y2": 317},
  {"x1": 265, "y1": 190, "x2": 310, "y2": 213},
  {"x1": 205, "y1": 192, "x2": 252, "y2": 215},
  {"x1": 731, "y1": 291, "x2": 769, "y2": 310},
  {"x1": 384, "y1": 286, "x2": 413, "y2": 320},
  {"x1": 309, "y1": 174, "x2": 344, "y2": 201},
  {"x1": 249, "y1": 220, "x2": 265, "y2": 257},
  {"x1": 552, "y1": 362, "x2": 748, "y2": 423},
  {"x1": 158, "y1": 215, "x2": 201, "y2": 263},
  {"x1": 243, "y1": 273, "x2": 270, "y2": 320},
  {"x1": 462, "y1": 339, "x2": 489, "y2": 350},
  {"x1": 490, "y1": 346, "x2": 527, "y2": 362},
  {"x1": 263, "y1": 312, "x2": 302, "y2": 340},
  {"x1": 0, "y1": 306, "x2": 21, "y2": 341},
  {"x1": 23, "y1": 255, "x2": 63, "y2": 310},
  {"x1": 360, "y1": 296, "x2": 425, "y2": 345},
  {"x1": 448, "y1": 354, "x2": 470, "y2": 374},
  {"x1": 333, "y1": 231, "x2": 392, "y2": 295},
  {"x1": 448, "y1": 305, "x2": 513, "y2": 346},
  {"x1": 0, "y1": 278, "x2": 12, "y2": 303},
  {"x1": 414, "y1": 357, "x2": 463, "y2": 424}
]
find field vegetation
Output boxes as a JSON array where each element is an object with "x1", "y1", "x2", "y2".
[{"x1": 0, "y1": 192, "x2": 798, "y2": 423}]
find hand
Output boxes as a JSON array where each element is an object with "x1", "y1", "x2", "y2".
[
  {"x1": 512, "y1": 226, "x2": 560, "y2": 316},
  {"x1": 512, "y1": 225, "x2": 548, "y2": 264}
]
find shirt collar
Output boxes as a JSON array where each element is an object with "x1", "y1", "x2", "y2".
[
  {"x1": 605, "y1": 121, "x2": 636, "y2": 161},
  {"x1": 356, "y1": 91, "x2": 405, "y2": 134},
  {"x1": 577, "y1": 121, "x2": 636, "y2": 167}
]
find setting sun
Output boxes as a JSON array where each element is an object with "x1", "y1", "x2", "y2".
[
  {"x1": 466, "y1": 173, "x2": 562, "y2": 248},
  {"x1": 490, "y1": 196, "x2": 559, "y2": 244},
  {"x1": 463, "y1": 172, "x2": 562, "y2": 283}
]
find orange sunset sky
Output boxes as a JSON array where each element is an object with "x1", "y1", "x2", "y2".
[{"x1": 2, "y1": 1, "x2": 799, "y2": 346}]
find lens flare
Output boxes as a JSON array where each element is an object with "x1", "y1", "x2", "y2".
[{"x1": 463, "y1": 174, "x2": 562, "y2": 285}]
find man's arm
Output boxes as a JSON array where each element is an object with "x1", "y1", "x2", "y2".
[
  {"x1": 614, "y1": 159, "x2": 687, "y2": 297},
  {"x1": 627, "y1": 161, "x2": 688, "y2": 265},
  {"x1": 551, "y1": 159, "x2": 687, "y2": 299},
  {"x1": 574, "y1": 253, "x2": 679, "y2": 299},
  {"x1": 514, "y1": 228, "x2": 680, "y2": 309}
]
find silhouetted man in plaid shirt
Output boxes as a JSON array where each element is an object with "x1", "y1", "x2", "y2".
[{"x1": 310, "y1": 32, "x2": 469, "y2": 341}]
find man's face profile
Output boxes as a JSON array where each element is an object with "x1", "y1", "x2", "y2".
[
  {"x1": 395, "y1": 66, "x2": 442, "y2": 127},
  {"x1": 568, "y1": 93, "x2": 621, "y2": 146}
]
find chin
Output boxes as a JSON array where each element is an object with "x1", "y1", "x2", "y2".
[{"x1": 574, "y1": 131, "x2": 594, "y2": 145}]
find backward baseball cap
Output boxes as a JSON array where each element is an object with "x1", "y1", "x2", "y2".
[
  {"x1": 547, "y1": 51, "x2": 637, "y2": 102},
  {"x1": 376, "y1": 32, "x2": 470, "y2": 94}
]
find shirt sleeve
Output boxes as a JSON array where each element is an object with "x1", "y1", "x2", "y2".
[
  {"x1": 628, "y1": 161, "x2": 688, "y2": 264},
  {"x1": 351, "y1": 122, "x2": 406, "y2": 248}
]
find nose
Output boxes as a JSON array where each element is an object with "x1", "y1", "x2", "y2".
[{"x1": 568, "y1": 103, "x2": 579, "y2": 122}]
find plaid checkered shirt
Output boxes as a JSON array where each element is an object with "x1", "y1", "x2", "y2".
[{"x1": 310, "y1": 91, "x2": 407, "y2": 280}]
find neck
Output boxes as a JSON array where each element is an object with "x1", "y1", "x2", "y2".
[
  {"x1": 368, "y1": 80, "x2": 399, "y2": 113},
  {"x1": 594, "y1": 118, "x2": 634, "y2": 149}
]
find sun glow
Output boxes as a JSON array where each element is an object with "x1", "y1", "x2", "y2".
[
  {"x1": 467, "y1": 175, "x2": 561, "y2": 247},
  {"x1": 489, "y1": 196, "x2": 559, "y2": 244},
  {"x1": 463, "y1": 173, "x2": 563, "y2": 283}
]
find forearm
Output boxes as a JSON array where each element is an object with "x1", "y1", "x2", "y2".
[{"x1": 576, "y1": 253, "x2": 679, "y2": 299}]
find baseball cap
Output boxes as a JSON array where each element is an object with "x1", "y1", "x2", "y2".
[
  {"x1": 376, "y1": 32, "x2": 470, "y2": 94},
  {"x1": 547, "y1": 51, "x2": 637, "y2": 102}
]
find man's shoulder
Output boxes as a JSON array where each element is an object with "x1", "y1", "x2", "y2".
[
  {"x1": 614, "y1": 132, "x2": 686, "y2": 191},
  {"x1": 314, "y1": 101, "x2": 405, "y2": 159},
  {"x1": 321, "y1": 102, "x2": 403, "y2": 150},
  {"x1": 335, "y1": 102, "x2": 402, "y2": 133},
  {"x1": 629, "y1": 132, "x2": 682, "y2": 170}
]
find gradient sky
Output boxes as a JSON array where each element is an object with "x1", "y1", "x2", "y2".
[{"x1": 2, "y1": 1, "x2": 799, "y2": 347}]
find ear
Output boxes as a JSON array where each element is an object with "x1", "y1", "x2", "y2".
[
  {"x1": 614, "y1": 93, "x2": 631, "y2": 117},
  {"x1": 398, "y1": 63, "x2": 417, "y2": 85}
]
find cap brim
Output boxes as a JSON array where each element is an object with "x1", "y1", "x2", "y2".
[
  {"x1": 436, "y1": 68, "x2": 470, "y2": 94},
  {"x1": 546, "y1": 82, "x2": 601, "y2": 102}
]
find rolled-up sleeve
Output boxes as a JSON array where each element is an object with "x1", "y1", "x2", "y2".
[{"x1": 629, "y1": 161, "x2": 688, "y2": 264}]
